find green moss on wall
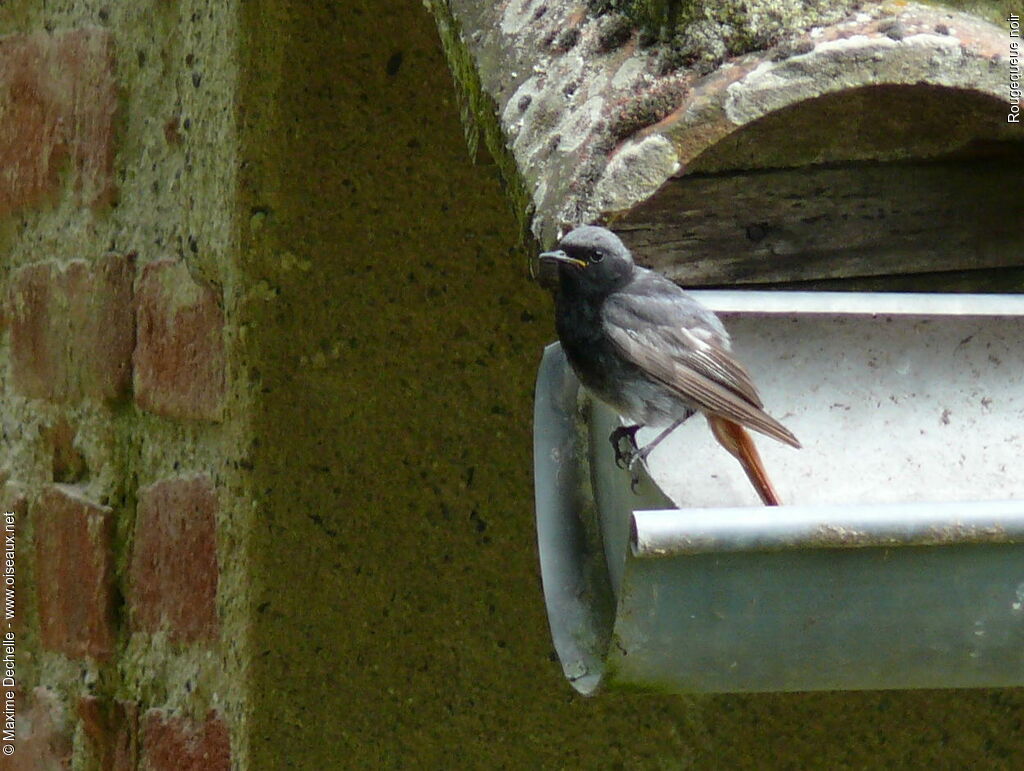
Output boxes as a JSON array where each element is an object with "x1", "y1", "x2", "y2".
[
  {"x1": 940, "y1": 0, "x2": 1021, "y2": 25},
  {"x1": 427, "y1": 0, "x2": 537, "y2": 244},
  {"x1": 236, "y1": 1, "x2": 708, "y2": 765},
  {"x1": 234, "y1": 1, "x2": 1024, "y2": 768},
  {"x1": 589, "y1": 0, "x2": 1019, "y2": 41}
]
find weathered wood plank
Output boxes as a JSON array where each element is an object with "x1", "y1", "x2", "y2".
[{"x1": 613, "y1": 157, "x2": 1024, "y2": 286}]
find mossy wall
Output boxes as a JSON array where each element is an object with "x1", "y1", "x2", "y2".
[
  {"x1": 236, "y1": 0, "x2": 1024, "y2": 767},
  {"x1": 4, "y1": 0, "x2": 1022, "y2": 766},
  {"x1": 1, "y1": 0, "x2": 247, "y2": 766},
  {"x1": 595, "y1": 0, "x2": 1018, "y2": 42}
]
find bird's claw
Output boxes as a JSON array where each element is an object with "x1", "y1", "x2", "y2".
[
  {"x1": 609, "y1": 425, "x2": 648, "y2": 494},
  {"x1": 629, "y1": 457, "x2": 643, "y2": 493},
  {"x1": 627, "y1": 449, "x2": 652, "y2": 494},
  {"x1": 609, "y1": 425, "x2": 641, "y2": 470}
]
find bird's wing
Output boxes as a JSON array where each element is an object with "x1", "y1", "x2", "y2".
[{"x1": 603, "y1": 288, "x2": 801, "y2": 448}]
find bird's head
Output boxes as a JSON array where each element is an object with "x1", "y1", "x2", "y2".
[{"x1": 538, "y1": 225, "x2": 635, "y2": 295}]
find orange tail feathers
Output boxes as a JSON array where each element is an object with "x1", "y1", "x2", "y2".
[{"x1": 708, "y1": 416, "x2": 782, "y2": 506}]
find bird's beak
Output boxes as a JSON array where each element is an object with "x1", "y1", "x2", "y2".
[{"x1": 538, "y1": 250, "x2": 586, "y2": 269}]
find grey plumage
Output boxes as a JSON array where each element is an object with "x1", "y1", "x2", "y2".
[{"x1": 541, "y1": 225, "x2": 800, "y2": 450}]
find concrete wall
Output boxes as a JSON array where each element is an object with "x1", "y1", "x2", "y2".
[{"x1": 2, "y1": 0, "x2": 1023, "y2": 768}]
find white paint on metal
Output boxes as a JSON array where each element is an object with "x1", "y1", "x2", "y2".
[{"x1": 636, "y1": 298, "x2": 1024, "y2": 509}]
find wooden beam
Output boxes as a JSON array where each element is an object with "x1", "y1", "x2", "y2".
[{"x1": 614, "y1": 156, "x2": 1024, "y2": 285}]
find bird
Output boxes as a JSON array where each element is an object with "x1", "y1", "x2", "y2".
[{"x1": 539, "y1": 225, "x2": 800, "y2": 506}]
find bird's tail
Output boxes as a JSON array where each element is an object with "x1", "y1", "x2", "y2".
[{"x1": 708, "y1": 416, "x2": 782, "y2": 506}]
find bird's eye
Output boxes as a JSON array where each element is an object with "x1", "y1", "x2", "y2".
[{"x1": 590, "y1": 250, "x2": 604, "y2": 263}]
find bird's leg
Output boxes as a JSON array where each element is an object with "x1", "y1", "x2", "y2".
[
  {"x1": 609, "y1": 424, "x2": 642, "y2": 469},
  {"x1": 625, "y1": 410, "x2": 694, "y2": 492}
]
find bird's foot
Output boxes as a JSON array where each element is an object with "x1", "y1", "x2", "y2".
[
  {"x1": 627, "y1": 448, "x2": 653, "y2": 494},
  {"x1": 629, "y1": 457, "x2": 643, "y2": 493},
  {"x1": 609, "y1": 424, "x2": 642, "y2": 470}
]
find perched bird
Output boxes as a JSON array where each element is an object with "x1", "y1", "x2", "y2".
[{"x1": 539, "y1": 225, "x2": 800, "y2": 506}]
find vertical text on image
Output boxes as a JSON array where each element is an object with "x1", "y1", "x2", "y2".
[
  {"x1": 1009, "y1": 14, "x2": 1021, "y2": 123},
  {"x1": 3, "y1": 509, "x2": 15, "y2": 756}
]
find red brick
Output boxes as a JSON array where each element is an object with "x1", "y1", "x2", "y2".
[
  {"x1": 0, "y1": 29, "x2": 116, "y2": 216},
  {"x1": 129, "y1": 475, "x2": 219, "y2": 643},
  {"x1": 77, "y1": 253, "x2": 137, "y2": 398},
  {"x1": 10, "y1": 687, "x2": 73, "y2": 771},
  {"x1": 35, "y1": 485, "x2": 116, "y2": 660},
  {"x1": 133, "y1": 260, "x2": 226, "y2": 421},
  {"x1": 140, "y1": 709, "x2": 230, "y2": 771},
  {"x1": 78, "y1": 696, "x2": 139, "y2": 771},
  {"x1": 9, "y1": 254, "x2": 136, "y2": 403},
  {"x1": 8, "y1": 262, "x2": 60, "y2": 398}
]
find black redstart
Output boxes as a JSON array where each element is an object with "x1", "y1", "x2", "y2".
[{"x1": 539, "y1": 225, "x2": 800, "y2": 506}]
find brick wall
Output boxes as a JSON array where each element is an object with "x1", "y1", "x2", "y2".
[
  {"x1": 6, "y1": 2, "x2": 1024, "y2": 770},
  {"x1": 1, "y1": 8, "x2": 237, "y2": 769}
]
